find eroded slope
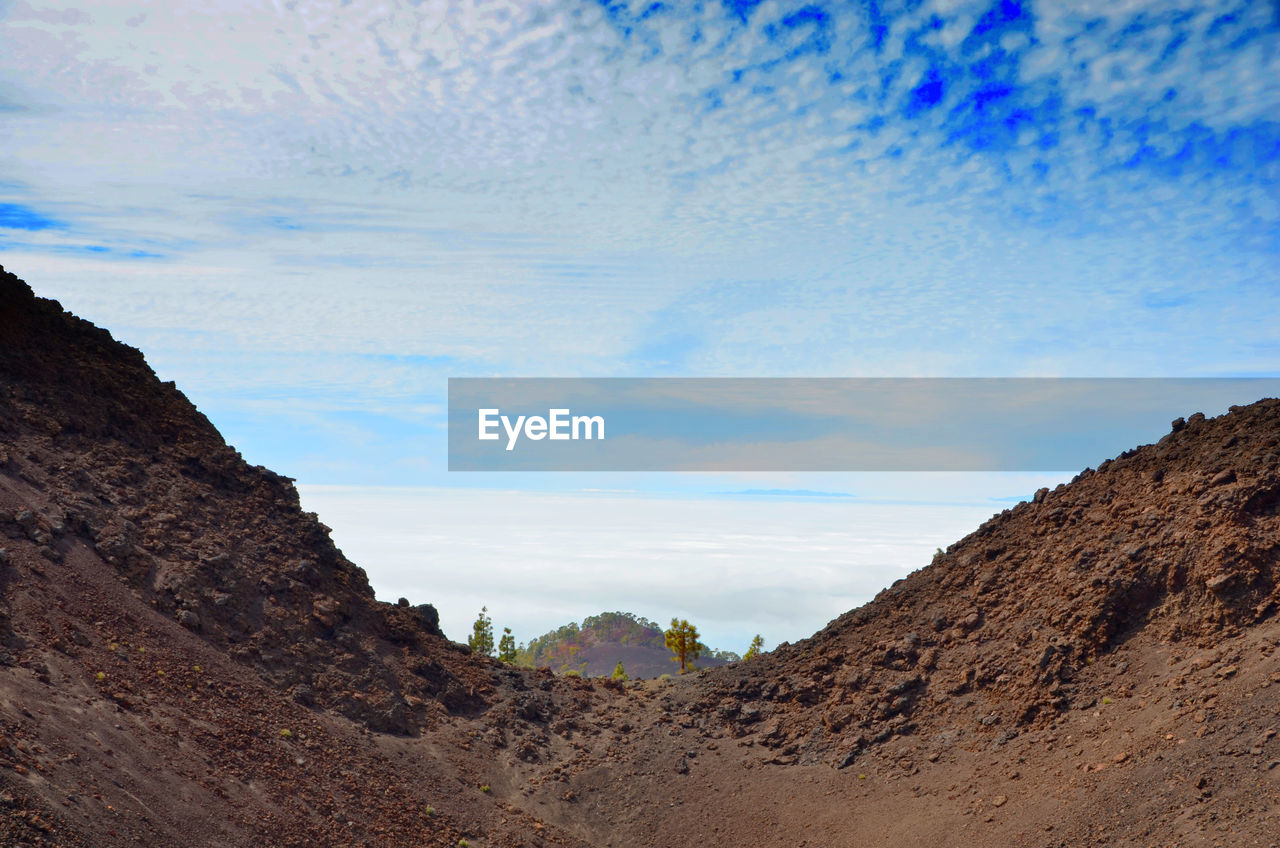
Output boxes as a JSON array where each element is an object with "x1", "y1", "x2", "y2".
[{"x1": 2, "y1": 266, "x2": 1278, "y2": 847}]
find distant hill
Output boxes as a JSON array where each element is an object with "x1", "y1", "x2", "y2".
[{"x1": 516, "y1": 611, "x2": 741, "y2": 677}]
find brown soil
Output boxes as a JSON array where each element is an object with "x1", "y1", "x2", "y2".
[{"x1": 1, "y1": 266, "x2": 1278, "y2": 847}]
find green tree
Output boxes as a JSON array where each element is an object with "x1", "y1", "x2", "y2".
[
  {"x1": 516, "y1": 612, "x2": 669, "y2": 668},
  {"x1": 611, "y1": 660, "x2": 628, "y2": 681},
  {"x1": 497, "y1": 626, "x2": 517, "y2": 664},
  {"x1": 664, "y1": 618, "x2": 705, "y2": 674},
  {"x1": 468, "y1": 607, "x2": 495, "y2": 657},
  {"x1": 743, "y1": 634, "x2": 765, "y2": 661},
  {"x1": 708, "y1": 648, "x2": 742, "y2": 662}
]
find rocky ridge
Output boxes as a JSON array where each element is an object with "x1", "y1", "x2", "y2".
[
  {"x1": 698, "y1": 399, "x2": 1280, "y2": 768},
  {"x1": 2, "y1": 265, "x2": 1278, "y2": 847},
  {"x1": 0, "y1": 266, "x2": 487, "y2": 734}
]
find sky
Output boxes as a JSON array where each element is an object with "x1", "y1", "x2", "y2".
[{"x1": 0, "y1": 0, "x2": 1277, "y2": 651}]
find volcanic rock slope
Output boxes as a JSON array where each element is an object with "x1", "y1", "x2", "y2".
[
  {"x1": 1, "y1": 266, "x2": 1279, "y2": 847},
  {"x1": 0, "y1": 268, "x2": 603, "y2": 848}
]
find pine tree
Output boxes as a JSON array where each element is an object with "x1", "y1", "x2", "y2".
[
  {"x1": 743, "y1": 633, "x2": 765, "y2": 661},
  {"x1": 664, "y1": 618, "x2": 705, "y2": 674},
  {"x1": 468, "y1": 607, "x2": 495, "y2": 657},
  {"x1": 611, "y1": 660, "x2": 628, "y2": 681},
  {"x1": 497, "y1": 627, "x2": 517, "y2": 664}
]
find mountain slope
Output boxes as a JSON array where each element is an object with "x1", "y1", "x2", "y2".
[
  {"x1": 585, "y1": 396, "x2": 1280, "y2": 845},
  {"x1": 0, "y1": 268, "x2": 605, "y2": 847},
  {"x1": 0, "y1": 266, "x2": 487, "y2": 733},
  {"x1": 725, "y1": 399, "x2": 1280, "y2": 765},
  {"x1": 2, "y1": 265, "x2": 1277, "y2": 846}
]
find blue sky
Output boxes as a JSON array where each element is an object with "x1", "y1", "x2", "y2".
[{"x1": 1, "y1": 0, "x2": 1277, "y2": 647}]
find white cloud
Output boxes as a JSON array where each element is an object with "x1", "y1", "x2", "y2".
[
  {"x1": 0, "y1": 0, "x2": 1275, "y2": 473},
  {"x1": 297, "y1": 483, "x2": 1026, "y2": 651}
]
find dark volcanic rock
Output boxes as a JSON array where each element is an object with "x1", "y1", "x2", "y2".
[
  {"x1": 3, "y1": 265, "x2": 1280, "y2": 848},
  {"x1": 713, "y1": 395, "x2": 1280, "y2": 766},
  {"x1": 0, "y1": 267, "x2": 465, "y2": 733}
]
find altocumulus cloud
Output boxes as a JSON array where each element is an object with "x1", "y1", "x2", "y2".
[
  {"x1": 0, "y1": 0, "x2": 1275, "y2": 476},
  {"x1": 2, "y1": 1, "x2": 1275, "y2": 246}
]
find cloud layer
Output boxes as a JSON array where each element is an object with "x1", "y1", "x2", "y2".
[
  {"x1": 298, "y1": 483, "x2": 1042, "y2": 650},
  {"x1": 0, "y1": 0, "x2": 1276, "y2": 480}
]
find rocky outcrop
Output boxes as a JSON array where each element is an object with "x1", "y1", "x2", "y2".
[
  {"x1": 2, "y1": 264, "x2": 1278, "y2": 847},
  {"x1": 698, "y1": 399, "x2": 1280, "y2": 768},
  {"x1": 0, "y1": 266, "x2": 479, "y2": 735}
]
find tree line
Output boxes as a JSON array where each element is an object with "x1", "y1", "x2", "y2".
[{"x1": 466, "y1": 607, "x2": 765, "y2": 677}]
